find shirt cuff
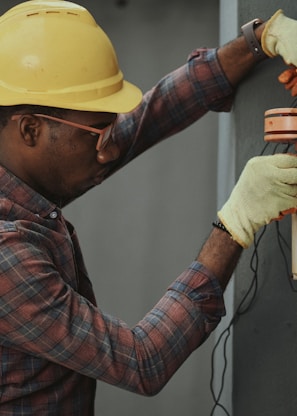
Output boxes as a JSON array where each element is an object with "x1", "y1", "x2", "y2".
[{"x1": 168, "y1": 261, "x2": 226, "y2": 318}]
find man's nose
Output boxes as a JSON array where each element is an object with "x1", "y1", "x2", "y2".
[{"x1": 96, "y1": 142, "x2": 120, "y2": 164}]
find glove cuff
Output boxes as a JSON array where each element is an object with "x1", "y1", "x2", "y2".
[{"x1": 218, "y1": 208, "x2": 252, "y2": 249}]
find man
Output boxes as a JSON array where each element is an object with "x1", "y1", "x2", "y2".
[{"x1": 0, "y1": 1, "x2": 297, "y2": 415}]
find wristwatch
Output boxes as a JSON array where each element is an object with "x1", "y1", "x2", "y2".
[{"x1": 241, "y1": 18, "x2": 267, "y2": 62}]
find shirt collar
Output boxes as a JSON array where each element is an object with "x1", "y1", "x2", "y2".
[{"x1": 0, "y1": 165, "x2": 60, "y2": 219}]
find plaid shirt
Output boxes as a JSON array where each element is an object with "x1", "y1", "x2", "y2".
[{"x1": 0, "y1": 48, "x2": 233, "y2": 415}]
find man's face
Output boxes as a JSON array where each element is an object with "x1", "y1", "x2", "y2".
[{"x1": 10, "y1": 110, "x2": 119, "y2": 206}]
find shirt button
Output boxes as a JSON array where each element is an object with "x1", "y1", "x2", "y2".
[{"x1": 49, "y1": 211, "x2": 58, "y2": 219}]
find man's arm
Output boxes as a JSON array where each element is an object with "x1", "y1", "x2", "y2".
[
  {"x1": 110, "y1": 18, "x2": 270, "y2": 174},
  {"x1": 217, "y1": 22, "x2": 266, "y2": 87},
  {"x1": 197, "y1": 227, "x2": 242, "y2": 291}
]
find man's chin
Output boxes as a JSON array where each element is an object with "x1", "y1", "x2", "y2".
[{"x1": 57, "y1": 185, "x2": 96, "y2": 208}]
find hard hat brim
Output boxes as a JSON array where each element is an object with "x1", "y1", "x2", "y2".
[{"x1": 0, "y1": 80, "x2": 143, "y2": 114}]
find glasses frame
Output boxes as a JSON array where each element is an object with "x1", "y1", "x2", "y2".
[{"x1": 11, "y1": 113, "x2": 116, "y2": 151}]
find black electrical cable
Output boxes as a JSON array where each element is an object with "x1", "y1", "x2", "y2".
[
  {"x1": 209, "y1": 137, "x2": 297, "y2": 415},
  {"x1": 209, "y1": 226, "x2": 267, "y2": 415},
  {"x1": 275, "y1": 220, "x2": 297, "y2": 292}
]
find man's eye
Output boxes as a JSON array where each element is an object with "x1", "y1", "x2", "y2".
[{"x1": 89, "y1": 132, "x2": 99, "y2": 138}]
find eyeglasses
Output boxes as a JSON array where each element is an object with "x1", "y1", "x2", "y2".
[{"x1": 11, "y1": 113, "x2": 116, "y2": 151}]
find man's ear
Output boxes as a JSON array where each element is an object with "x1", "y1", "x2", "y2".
[{"x1": 18, "y1": 115, "x2": 43, "y2": 147}]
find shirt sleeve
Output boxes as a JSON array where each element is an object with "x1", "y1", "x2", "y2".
[
  {"x1": 108, "y1": 48, "x2": 235, "y2": 173},
  {"x1": 0, "y1": 223, "x2": 225, "y2": 396}
]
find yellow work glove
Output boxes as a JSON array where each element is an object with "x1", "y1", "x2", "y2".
[
  {"x1": 218, "y1": 154, "x2": 297, "y2": 248},
  {"x1": 262, "y1": 10, "x2": 297, "y2": 65}
]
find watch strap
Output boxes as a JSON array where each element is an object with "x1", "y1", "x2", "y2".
[{"x1": 241, "y1": 18, "x2": 267, "y2": 62}]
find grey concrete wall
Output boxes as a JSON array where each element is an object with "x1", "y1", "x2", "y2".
[{"x1": 218, "y1": 1, "x2": 297, "y2": 415}]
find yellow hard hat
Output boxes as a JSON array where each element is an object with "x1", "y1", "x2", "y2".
[{"x1": 0, "y1": 0, "x2": 142, "y2": 113}]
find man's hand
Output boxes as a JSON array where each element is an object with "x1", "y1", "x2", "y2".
[
  {"x1": 218, "y1": 154, "x2": 297, "y2": 248},
  {"x1": 262, "y1": 10, "x2": 297, "y2": 66}
]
